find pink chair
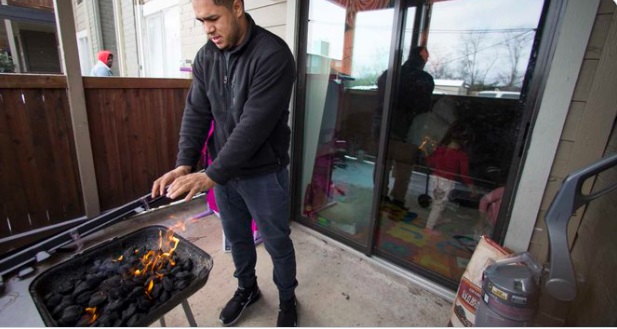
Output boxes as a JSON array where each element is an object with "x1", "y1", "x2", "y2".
[{"x1": 201, "y1": 123, "x2": 262, "y2": 252}]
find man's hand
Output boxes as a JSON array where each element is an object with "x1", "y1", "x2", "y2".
[
  {"x1": 151, "y1": 166, "x2": 191, "y2": 198},
  {"x1": 167, "y1": 171, "x2": 216, "y2": 202}
]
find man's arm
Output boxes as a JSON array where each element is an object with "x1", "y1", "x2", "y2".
[{"x1": 176, "y1": 51, "x2": 213, "y2": 170}]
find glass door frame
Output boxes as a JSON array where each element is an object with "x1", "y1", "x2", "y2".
[{"x1": 290, "y1": 0, "x2": 567, "y2": 290}]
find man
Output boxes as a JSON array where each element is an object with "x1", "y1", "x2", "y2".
[
  {"x1": 90, "y1": 50, "x2": 113, "y2": 76},
  {"x1": 372, "y1": 46, "x2": 435, "y2": 210},
  {"x1": 150, "y1": 0, "x2": 298, "y2": 326}
]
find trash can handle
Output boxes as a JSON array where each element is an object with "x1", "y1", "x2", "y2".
[{"x1": 545, "y1": 153, "x2": 617, "y2": 301}]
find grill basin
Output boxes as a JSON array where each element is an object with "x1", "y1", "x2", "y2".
[{"x1": 29, "y1": 225, "x2": 213, "y2": 326}]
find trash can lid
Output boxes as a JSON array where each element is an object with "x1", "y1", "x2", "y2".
[{"x1": 483, "y1": 264, "x2": 540, "y2": 306}]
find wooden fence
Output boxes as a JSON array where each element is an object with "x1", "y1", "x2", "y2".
[{"x1": 0, "y1": 74, "x2": 190, "y2": 243}]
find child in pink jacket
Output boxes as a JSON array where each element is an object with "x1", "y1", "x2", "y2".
[{"x1": 425, "y1": 124, "x2": 476, "y2": 233}]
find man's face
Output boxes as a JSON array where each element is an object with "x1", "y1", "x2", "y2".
[
  {"x1": 106, "y1": 55, "x2": 113, "y2": 68},
  {"x1": 193, "y1": 0, "x2": 244, "y2": 50},
  {"x1": 420, "y1": 49, "x2": 429, "y2": 63}
]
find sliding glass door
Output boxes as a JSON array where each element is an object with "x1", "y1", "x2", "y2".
[
  {"x1": 298, "y1": 0, "x2": 397, "y2": 247},
  {"x1": 295, "y1": 0, "x2": 547, "y2": 287}
]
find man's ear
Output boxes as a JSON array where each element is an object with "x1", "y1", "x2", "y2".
[{"x1": 233, "y1": 0, "x2": 244, "y2": 18}]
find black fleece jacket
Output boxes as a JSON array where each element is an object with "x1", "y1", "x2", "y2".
[{"x1": 176, "y1": 14, "x2": 296, "y2": 185}]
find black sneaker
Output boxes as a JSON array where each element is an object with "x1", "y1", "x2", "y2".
[
  {"x1": 277, "y1": 297, "x2": 298, "y2": 327},
  {"x1": 219, "y1": 284, "x2": 261, "y2": 326}
]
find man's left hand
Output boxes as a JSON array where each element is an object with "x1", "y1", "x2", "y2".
[{"x1": 166, "y1": 172, "x2": 216, "y2": 202}]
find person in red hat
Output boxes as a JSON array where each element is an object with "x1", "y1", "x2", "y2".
[{"x1": 90, "y1": 50, "x2": 113, "y2": 76}]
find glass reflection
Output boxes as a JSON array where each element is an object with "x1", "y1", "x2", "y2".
[
  {"x1": 301, "y1": 0, "x2": 395, "y2": 244},
  {"x1": 298, "y1": 0, "x2": 545, "y2": 283},
  {"x1": 373, "y1": 0, "x2": 543, "y2": 282}
]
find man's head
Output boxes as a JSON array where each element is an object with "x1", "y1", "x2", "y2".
[
  {"x1": 410, "y1": 46, "x2": 428, "y2": 63},
  {"x1": 97, "y1": 50, "x2": 113, "y2": 68},
  {"x1": 407, "y1": 46, "x2": 429, "y2": 69},
  {"x1": 192, "y1": 0, "x2": 247, "y2": 50}
]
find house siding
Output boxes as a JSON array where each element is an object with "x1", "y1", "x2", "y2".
[
  {"x1": 529, "y1": 0, "x2": 617, "y2": 325},
  {"x1": 119, "y1": 0, "x2": 140, "y2": 77},
  {"x1": 98, "y1": 0, "x2": 118, "y2": 75}
]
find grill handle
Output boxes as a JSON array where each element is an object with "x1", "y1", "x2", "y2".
[{"x1": 545, "y1": 153, "x2": 617, "y2": 301}]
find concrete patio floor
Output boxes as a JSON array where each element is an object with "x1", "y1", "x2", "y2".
[
  {"x1": 0, "y1": 197, "x2": 453, "y2": 327},
  {"x1": 137, "y1": 198, "x2": 453, "y2": 327}
]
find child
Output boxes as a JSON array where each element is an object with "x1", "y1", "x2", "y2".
[{"x1": 425, "y1": 123, "x2": 476, "y2": 234}]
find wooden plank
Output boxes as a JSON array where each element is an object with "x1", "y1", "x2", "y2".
[
  {"x1": 21, "y1": 89, "x2": 55, "y2": 229},
  {"x1": 42, "y1": 88, "x2": 84, "y2": 223},
  {"x1": 0, "y1": 91, "x2": 25, "y2": 237},
  {"x1": 2, "y1": 89, "x2": 38, "y2": 234},
  {"x1": 86, "y1": 88, "x2": 124, "y2": 211},
  {"x1": 85, "y1": 90, "x2": 109, "y2": 210},
  {"x1": 83, "y1": 77, "x2": 191, "y2": 89},
  {"x1": 127, "y1": 89, "x2": 149, "y2": 200},
  {"x1": 142, "y1": 89, "x2": 162, "y2": 188},
  {"x1": 0, "y1": 74, "x2": 66, "y2": 89}
]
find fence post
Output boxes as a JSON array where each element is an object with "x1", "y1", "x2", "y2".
[{"x1": 53, "y1": 0, "x2": 100, "y2": 217}]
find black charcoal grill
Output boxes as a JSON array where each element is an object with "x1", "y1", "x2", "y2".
[{"x1": 29, "y1": 225, "x2": 213, "y2": 327}]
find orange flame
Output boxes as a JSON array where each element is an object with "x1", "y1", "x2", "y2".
[
  {"x1": 131, "y1": 228, "x2": 181, "y2": 278},
  {"x1": 85, "y1": 307, "x2": 98, "y2": 324}
]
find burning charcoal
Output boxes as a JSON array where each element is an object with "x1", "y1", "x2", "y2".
[
  {"x1": 132, "y1": 276, "x2": 146, "y2": 286},
  {"x1": 45, "y1": 293, "x2": 63, "y2": 309},
  {"x1": 121, "y1": 303, "x2": 137, "y2": 321},
  {"x1": 159, "y1": 290, "x2": 170, "y2": 303},
  {"x1": 118, "y1": 264, "x2": 132, "y2": 276},
  {"x1": 136, "y1": 295, "x2": 152, "y2": 311},
  {"x1": 108, "y1": 287, "x2": 122, "y2": 299},
  {"x1": 119, "y1": 280, "x2": 135, "y2": 296},
  {"x1": 98, "y1": 262, "x2": 118, "y2": 276},
  {"x1": 60, "y1": 305, "x2": 83, "y2": 325},
  {"x1": 94, "y1": 311, "x2": 118, "y2": 327},
  {"x1": 182, "y1": 258, "x2": 194, "y2": 272},
  {"x1": 126, "y1": 312, "x2": 143, "y2": 327},
  {"x1": 73, "y1": 281, "x2": 93, "y2": 295},
  {"x1": 43, "y1": 291, "x2": 55, "y2": 301},
  {"x1": 162, "y1": 277, "x2": 174, "y2": 292},
  {"x1": 174, "y1": 280, "x2": 188, "y2": 290},
  {"x1": 105, "y1": 298, "x2": 125, "y2": 312},
  {"x1": 151, "y1": 283, "x2": 162, "y2": 299},
  {"x1": 170, "y1": 266, "x2": 182, "y2": 276},
  {"x1": 128, "y1": 286, "x2": 143, "y2": 300},
  {"x1": 52, "y1": 295, "x2": 75, "y2": 316},
  {"x1": 57, "y1": 280, "x2": 75, "y2": 294},
  {"x1": 156, "y1": 268, "x2": 169, "y2": 276},
  {"x1": 88, "y1": 291, "x2": 107, "y2": 307},
  {"x1": 75, "y1": 314, "x2": 92, "y2": 327},
  {"x1": 175, "y1": 271, "x2": 194, "y2": 281},
  {"x1": 112, "y1": 318, "x2": 124, "y2": 327},
  {"x1": 85, "y1": 274, "x2": 105, "y2": 287},
  {"x1": 99, "y1": 275, "x2": 121, "y2": 291},
  {"x1": 76, "y1": 290, "x2": 94, "y2": 306}
]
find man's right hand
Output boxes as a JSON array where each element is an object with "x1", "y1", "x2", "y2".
[{"x1": 151, "y1": 166, "x2": 191, "y2": 198}]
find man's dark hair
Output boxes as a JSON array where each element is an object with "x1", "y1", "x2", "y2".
[{"x1": 213, "y1": 0, "x2": 242, "y2": 9}]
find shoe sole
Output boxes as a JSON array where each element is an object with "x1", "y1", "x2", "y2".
[{"x1": 219, "y1": 289, "x2": 261, "y2": 327}]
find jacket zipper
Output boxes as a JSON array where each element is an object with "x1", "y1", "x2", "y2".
[{"x1": 222, "y1": 53, "x2": 231, "y2": 141}]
